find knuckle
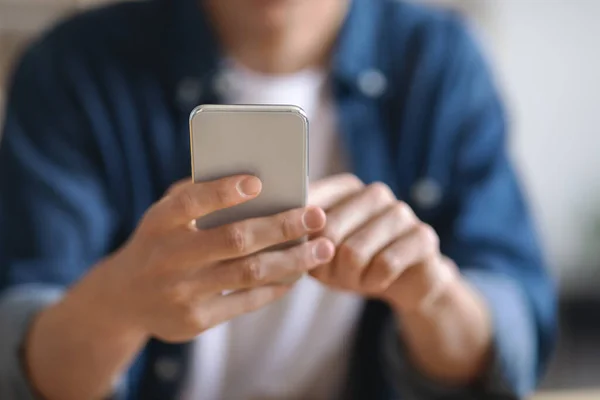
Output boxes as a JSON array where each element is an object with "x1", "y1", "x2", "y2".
[
  {"x1": 321, "y1": 225, "x2": 341, "y2": 245},
  {"x1": 214, "y1": 184, "x2": 234, "y2": 206},
  {"x1": 368, "y1": 182, "x2": 394, "y2": 203},
  {"x1": 277, "y1": 214, "x2": 296, "y2": 240},
  {"x1": 378, "y1": 262, "x2": 395, "y2": 278},
  {"x1": 341, "y1": 173, "x2": 364, "y2": 190},
  {"x1": 377, "y1": 281, "x2": 391, "y2": 293},
  {"x1": 417, "y1": 223, "x2": 439, "y2": 254},
  {"x1": 297, "y1": 244, "x2": 316, "y2": 267},
  {"x1": 223, "y1": 224, "x2": 247, "y2": 253},
  {"x1": 338, "y1": 242, "x2": 367, "y2": 270},
  {"x1": 239, "y1": 256, "x2": 264, "y2": 285},
  {"x1": 380, "y1": 252, "x2": 400, "y2": 276},
  {"x1": 186, "y1": 309, "x2": 209, "y2": 333},
  {"x1": 391, "y1": 201, "x2": 414, "y2": 221},
  {"x1": 165, "y1": 285, "x2": 188, "y2": 307},
  {"x1": 364, "y1": 275, "x2": 388, "y2": 293},
  {"x1": 174, "y1": 190, "x2": 197, "y2": 218},
  {"x1": 417, "y1": 223, "x2": 437, "y2": 242},
  {"x1": 167, "y1": 288, "x2": 207, "y2": 332},
  {"x1": 166, "y1": 288, "x2": 199, "y2": 325}
]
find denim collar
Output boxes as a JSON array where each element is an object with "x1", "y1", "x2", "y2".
[{"x1": 164, "y1": 0, "x2": 385, "y2": 109}]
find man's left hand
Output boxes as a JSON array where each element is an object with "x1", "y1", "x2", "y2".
[{"x1": 309, "y1": 174, "x2": 458, "y2": 314}]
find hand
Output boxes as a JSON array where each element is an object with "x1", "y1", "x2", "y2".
[
  {"x1": 88, "y1": 176, "x2": 335, "y2": 342},
  {"x1": 309, "y1": 174, "x2": 458, "y2": 314},
  {"x1": 309, "y1": 174, "x2": 493, "y2": 384},
  {"x1": 24, "y1": 175, "x2": 336, "y2": 400}
]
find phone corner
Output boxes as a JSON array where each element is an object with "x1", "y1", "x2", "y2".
[
  {"x1": 189, "y1": 104, "x2": 210, "y2": 124},
  {"x1": 288, "y1": 105, "x2": 309, "y2": 125}
]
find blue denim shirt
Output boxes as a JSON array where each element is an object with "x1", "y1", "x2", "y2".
[{"x1": 0, "y1": 0, "x2": 556, "y2": 399}]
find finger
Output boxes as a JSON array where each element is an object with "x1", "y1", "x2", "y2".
[
  {"x1": 308, "y1": 174, "x2": 364, "y2": 210},
  {"x1": 199, "y1": 285, "x2": 292, "y2": 328},
  {"x1": 191, "y1": 206, "x2": 327, "y2": 263},
  {"x1": 196, "y1": 238, "x2": 335, "y2": 292},
  {"x1": 312, "y1": 183, "x2": 395, "y2": 283},
  {"x1": 362, "y1": 223, "x2": 439, "y2": 293},
  {"x1": 333, "y1": 202, "x2": 418, "y2": 288},
  {"x1": 145, "y1": 175, "x2": 262, "y2": 231},
  {"x1": 317, "y1": 183, "x2": 396, "y2": 284},
  {"x1": 322, "y1": 183, "x2": 396, "y2": 245}
]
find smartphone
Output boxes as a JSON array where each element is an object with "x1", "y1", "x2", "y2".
[{"x1": 190, "y1": 104, "x2": 309, "y2": 280}]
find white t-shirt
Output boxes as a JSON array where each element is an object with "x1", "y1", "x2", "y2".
[{"x1": 182, "y1": 63, "x2": 364, "y2": 400}]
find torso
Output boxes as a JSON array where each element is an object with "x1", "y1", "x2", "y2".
[{"x1": 182, "y1": 62, "x2": 364, "y2": 400}]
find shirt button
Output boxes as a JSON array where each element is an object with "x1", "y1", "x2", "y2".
[
  {"x1": 357, "y1": 68, "x2": 387, "y2": 98},
  {"x1": 154, "y1": 357, "x2": 182, "y2": 382},
  {"x1": 411, "y1": 178, "x2": 442, "y2": 209},
  {"x1": 177, "y1": 78, "x2": 203, "y2": 108}
]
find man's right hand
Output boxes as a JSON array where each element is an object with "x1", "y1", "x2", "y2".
[
  {"x1": 108, "y1": 175, "x2": 334, "y2": 342},
  {"x1": 24, "y1": 175, "x2": 334, "y2": 400}
]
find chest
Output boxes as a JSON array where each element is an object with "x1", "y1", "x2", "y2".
[
  {"x1": 182, "y1": 276, "x2": 364, "y2": 400},
  {"x1": 108, "y1": 75, "x2": 430, "y2": 235}
]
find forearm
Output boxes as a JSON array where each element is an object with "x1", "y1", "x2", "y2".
[
  {"x1": 394, "y1": 268, "x2": 493, "y2": 385},
  {"x1": 26, "y1": 261, "x2": 148, "y2": 400}
]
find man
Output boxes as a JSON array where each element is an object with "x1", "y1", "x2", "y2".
[{"x1": 0, "y1": 0, "x2": 555, "y2": 399}]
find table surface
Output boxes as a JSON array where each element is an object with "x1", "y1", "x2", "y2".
[{"x1": 532, "y1": 390, "x2": 600, "y2": 400}]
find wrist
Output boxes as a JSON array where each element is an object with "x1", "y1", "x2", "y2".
[
  {"x1": 392, "y1": 270, "x2": 494, "y2": 384},
  {"x1": 397, "y1": 276, "x2": 481, "y2": 321},
  {"x1": 65, "y1": 254, "x2": 149, "y2": 342},
  {"x1": 388, "y1": 257, "x2": 461, "y2": 318},
  {"x1": 23, "y1": 260, "x2": 148, "y2": 400}
]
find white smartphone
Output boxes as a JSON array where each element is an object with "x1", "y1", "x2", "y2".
[{"x1": 189, "y1": 104, "x2": 309, "y2": 259}]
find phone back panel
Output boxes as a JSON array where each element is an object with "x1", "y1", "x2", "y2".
[{"x1": 190, "y1": 104, "x2": 308, "y2": 230}]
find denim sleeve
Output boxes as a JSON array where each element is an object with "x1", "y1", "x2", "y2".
[
  {"x1": 382, "y1": 271, "x2": 536, "y2": 400},
  {"x1": 0, "y1": 286, "x2": 130, "y2": 400},
  {"x1": 0, "y1": 285, "x2": 63, "y2": 399},
  {"x1": 380, "y1": 15, "x2": 557, "y2": 399},
  {"x1": 435, "y1": 21, "x2": 557, "y2": 386},
  {"x1": 0, "y1": 30, "x2": 123, "y2": 399}
]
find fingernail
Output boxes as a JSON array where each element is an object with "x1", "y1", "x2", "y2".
[
  {"x1": 237, "y1": 177, "x2": 262, "y2": 197},
  {"x1": 302, "y1": 207, "x2": 325, "y2": 231},
  {"x1": 313, "y1": 240, "x2": 334, "y2": 263}
]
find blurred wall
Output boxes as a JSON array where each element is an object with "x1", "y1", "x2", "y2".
[
  {"x1": 2, "y1": 0, "x2": 600, "y2": 295},
  {"x1": 461, "y1": 0, "x2": 600, "y2": 297},
  {"x1": 499, "y1": 1, "x2": 600, "y2": 297},
  {"x1": 419, "y1": 0, "x2": 600, "y2": 296}
]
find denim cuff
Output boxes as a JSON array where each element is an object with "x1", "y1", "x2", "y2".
[
  {"x1": 0, "y1": 284, "x2": 130, "y2": 400},
  {"x1": 382, "y1": 270, "x2": 536, "y2": 399},
  {"x1": 0, "y1": 285, "x2": 63, "y2": 400}
]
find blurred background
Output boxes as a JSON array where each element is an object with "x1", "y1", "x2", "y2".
[{"x1": 1, "y1": 0, "x2": 599, "y2": 393}]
